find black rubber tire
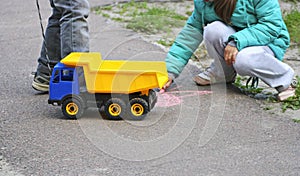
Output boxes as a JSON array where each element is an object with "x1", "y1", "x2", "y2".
[
  {"x1": 104, "y1": 98, "x2": 126, "y2": 120},
  {"x1": 61, "y1": 97, "x2": 84, "y2": 119},
  {"x1": 129, "y1": 98, "x2": 149, "y2": 120}
]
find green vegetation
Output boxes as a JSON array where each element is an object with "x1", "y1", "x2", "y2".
[
  {"x1": 233, "y1": 76, "x2": 264, "y2": 95},
  {"x1": 157, "y1": 38, "x2": 174, "y2": 47},
  {"x1": 292, "y1": 118, "x2": 300, "y2": 123},
  {"x1": 281, "y1": 76, "x2": 300, "y2": 112},
  {"x1": 127, "y1": 7, "x2": 186, "y2": 34},
  {"x1": 92, "y1": 1, "x2": 188, "y2": 35},
  {"x1": 284, "y1": 10, "x2": 300, "y2": 44},
  {"x1": 234, "y1": 76, "x2": 300, "y2": 113}
]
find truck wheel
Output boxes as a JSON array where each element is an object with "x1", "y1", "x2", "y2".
[
  {"x1": 62, "y1": 98, "x2": 84, "y2": 119},
  {"x1": 129, "y1": 98, "x2": 149, "y2": 120},
  {"x1": 104, "y1": 98, "x2": 126, "y2": 120}
]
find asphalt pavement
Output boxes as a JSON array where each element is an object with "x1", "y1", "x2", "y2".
[{"x1": 0, "y1": 0, "x2": 299, "y2": 175}]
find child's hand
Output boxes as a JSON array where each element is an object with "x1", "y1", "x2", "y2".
[
  {"x1": 160, "y1": 77, "x2": 173, "y2": 93},
  {"x1": 224, "y1": 45, "x2": 238, "y2": 65}
]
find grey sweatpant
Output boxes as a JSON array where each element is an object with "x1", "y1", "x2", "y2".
[{"x1": 203, "y1": 21, "x2": 294, "y2": 92}]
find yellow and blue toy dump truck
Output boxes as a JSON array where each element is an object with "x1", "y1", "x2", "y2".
[{"x1": 48, "y1": 52, "x2": 168, "y2": 120}]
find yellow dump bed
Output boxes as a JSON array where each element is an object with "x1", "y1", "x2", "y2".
[{"x1": 61, "y1": 52, "x2": 168, "y2": 94}]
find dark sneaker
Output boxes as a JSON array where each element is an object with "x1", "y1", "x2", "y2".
[{"x1": 32, "y1": 72, "x2": 50, "y2": 92}]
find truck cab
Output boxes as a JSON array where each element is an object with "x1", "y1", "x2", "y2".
[{"x1": 48, "y1": 63, "x2": 80, "y2": 106}]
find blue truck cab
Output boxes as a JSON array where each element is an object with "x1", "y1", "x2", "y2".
[{"x1": 48, "y1": 63, "x2": 80, "y2": 106}]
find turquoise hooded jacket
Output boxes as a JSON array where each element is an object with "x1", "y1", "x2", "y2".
[{"x1": 166, "y1": 0, "x2": 290, "y2": 77}]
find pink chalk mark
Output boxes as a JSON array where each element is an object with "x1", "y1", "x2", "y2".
[
  {"x1": 156, "y1": 93, "x2": 182, "y2": 108},
  {"x1": 156, "y1": 90, "x2": 212, "y2": 108}
]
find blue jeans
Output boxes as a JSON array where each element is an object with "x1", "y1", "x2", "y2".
[{"x1": 36, "y1": 0, "x2": 90, "y2": 77}]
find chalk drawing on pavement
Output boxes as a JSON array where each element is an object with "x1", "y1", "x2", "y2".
[{"x1": 156, "y1": 90, "x2": 212, "y2": 108}]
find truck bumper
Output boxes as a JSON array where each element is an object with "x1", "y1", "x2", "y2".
[{"x1": 48, "y1": 99, "x2": 61, "y2": 106}]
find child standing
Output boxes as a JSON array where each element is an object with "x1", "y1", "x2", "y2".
[{"x1": 32, "y1": 0, "x2": 90, "y2": 92}]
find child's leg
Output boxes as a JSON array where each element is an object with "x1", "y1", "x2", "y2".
[
  {"x1": 36, "y1": 0, "x2": 61, "y2": 77},
  {"x1": 234, "y1": 46, "x2": 294, "y2": 91},
  {"x1": 33, "y1": 0, "x2": 90, "y2": 92},
  {"x1": 202, "y1": 21, "x2": 236, "y2": 82},
  {"x1": 53, "y1": 0, "x2": 90, "y2": 58},
  {"x1": 33, "y1": 0, "x2": 62, "y2": 92}
]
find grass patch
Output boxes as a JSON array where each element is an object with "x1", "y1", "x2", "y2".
[
  {"x1": 127, "y1": 13, "x2": 185, "y2": 34},
  {"x1": 284, "y1": 10, "x2": 300, "y2": 44},
  {"x1": 92, "y1": 1, "x2": 189, "y2": 36},
  {"x1": 233, "y1": 76, "x2": 264, "y2": 95},
  {"x1": 233, "y1": 76, "x2": 300, "y2": 113},
  {"x1": 281, "y1": 76, "x2": 300, "y2": 112},
  {"x1": 292, "y1": 118, "x2": 300, "y2": 123},
  {"x1": 157, "y1": 38, "x2": 174, "y2": 47}
]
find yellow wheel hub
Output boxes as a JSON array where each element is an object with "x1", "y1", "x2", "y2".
[
  {"x1": 131, "y1": 103, "x2": 144, "y2": 116},
  {"x1": 109, "y1": 103, "x2": 121, "y2": 116},
  {"x1": 66, "y1": 102, "x2": 78, "y2": 115}
]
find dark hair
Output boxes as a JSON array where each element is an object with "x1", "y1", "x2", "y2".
[{"x1": 214, "y1": 0, "x2": 237, "y2": 24}]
